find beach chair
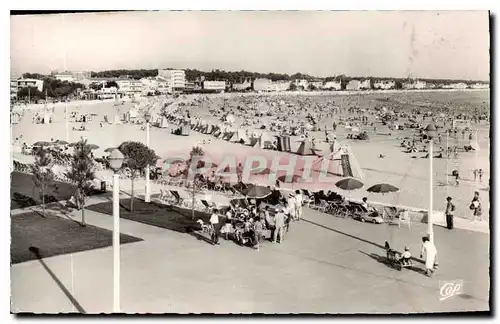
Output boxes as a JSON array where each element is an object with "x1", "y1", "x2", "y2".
[
  {"x1": 315, "y1": 199, "x2": 329, "y2": 213},
  {"x1": 169, "y1": 190, "x2": 184, "y2": 206},
  {"x1": 201, "y1": 200, "x2": 212, "y2": 212},
  {"x1": 382, "y1": 206, "x2": 400, "y2": 224}
]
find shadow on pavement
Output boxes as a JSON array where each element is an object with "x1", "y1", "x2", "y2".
[
  {"x1": 187, "y1": 230, "x2": 214, "y2": 245},
  {"x1": 302, "y1": 218, "x2": 426, "y2": 265},
  {"x1": 28, "y1": 246, "x2": 86, "y2": 314},
  {"x1": 359, "y1": 250, "x2": 426, "y2": 275}
]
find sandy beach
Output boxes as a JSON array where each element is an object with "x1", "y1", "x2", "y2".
[{"x1": 11, "y1": 90, "x2": 490, "y2": 220}]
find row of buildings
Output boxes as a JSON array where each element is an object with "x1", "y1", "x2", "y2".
[{"x1": 11, "y1": 69, "x2": 490, "y2": 100}]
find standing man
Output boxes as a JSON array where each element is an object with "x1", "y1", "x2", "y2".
[
  {"x1": 445, "y1": 196, "x2": 455, "y2": 230},
  {"x1": 273, "y1": 207, "x2": 286, "y2": 244},
  {"x1": 294, "y1": 190, "x2": 304, "y2": 221},
  {"x1": 286, "y1": 195, "x2": 296, "y2": 223},
  {"x1": 479, "y1": 169, "x2": 484, "y2": 182},
  {"x1": 209, "y1": 208, "x2": 220, "y2": 245}
]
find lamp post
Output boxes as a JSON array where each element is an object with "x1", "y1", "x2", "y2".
[
  {"x1": 109, "y1": 148, "x2": 124, "y2": 313},
  {"x1": 425, "y1": 124, "x2": 437, "y2": 243},
  {"x1": 144, "y1": 112, "x2": 151, "y2": 203}
]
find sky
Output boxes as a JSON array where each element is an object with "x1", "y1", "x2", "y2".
[{"x1": 10, "y1": 11, "x2": 490, "y2": 80}]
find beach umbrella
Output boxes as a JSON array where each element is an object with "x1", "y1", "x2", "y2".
[
  {"x1": 366, "y1": 183, "x2": 399, "y2": 194},
  {"x1": 233, "y1": 182, "x2": 250, "y2": 192},
  {"x1": 241, "y1": 185, "x2": 272, "y2": 199},
  {"x1": 277, "y1": 174, "x2": 303, "y2": 183},
  {"x1": 87, "y1": 144, "x2": 100, "y2": 150},
  {"x1": 335, "y1": 178, "x2": 364, "y2": 191},
  {"x1": 33, "y1": 141, "x2": 52, "y2": 147},
  {"x1": 53, "y1": 139, "x2": 69, "y2": 145}
]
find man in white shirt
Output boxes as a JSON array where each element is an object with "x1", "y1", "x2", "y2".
[
  {"x1": 273, "y1": 207, "x2": 287, "y2": 244},
  {"x1": 294, "y1": 190, "x2": 303, "y2": 221},
  {"x1": 209, "y1": 209, "x2": 220, "y2": 245},
  {"x1": 287, "y1": 195, "x2": 296, "y2": 221}
]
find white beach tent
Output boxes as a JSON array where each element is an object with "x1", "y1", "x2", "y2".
[{"x1": 311, "y1": 143, "x2": 364, "y2": 179}]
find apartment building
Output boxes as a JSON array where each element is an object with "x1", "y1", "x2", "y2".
[{"x1": 158, "y1": 69, "x2": 186, "y2": 93}]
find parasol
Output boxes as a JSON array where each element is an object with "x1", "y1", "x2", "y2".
[
  {"x1": 335, "y1": 178, "x2": 364, "y2": 191},
  {"x1": 366, "y1": 183, "x2": 399, "y2": 194},
  {"x1": 241, "y1": 185, "x2": 272, "y2": 199},
  {"x1": 33, "y1": 141, "x2": 52, "y2": 147},
  {"x1": 53, "y1": 140, "x2": 69, "y2": 145}
]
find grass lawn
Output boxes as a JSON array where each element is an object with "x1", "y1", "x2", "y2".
[
  {"x1": 11, "y1": 212, "x2": 142, "y2": 264},
  {"x1": 10, "y1": 171, "x2": 103, "y2": 210},
  {"x1": 87, "y1": 198, "x2": 228, "y2": 233}
]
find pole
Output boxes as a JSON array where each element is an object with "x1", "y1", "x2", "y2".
[
  {"x1": 65, "y1": 104, "x2": 69, "y2": 142},
  {"x1": 145, "y1": 122, "x2": 151, "y2": 202},
  {"x1": 445, "y1": 131, "x2": 448, "y2": 187},
  {"x1": 112, "y1": 173, "x2": 120, "y2": 313},
  {"x1": 428, "y1": 139, "x2": 434, "y2": 242}
]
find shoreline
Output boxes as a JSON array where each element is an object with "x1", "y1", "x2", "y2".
[{"x1": 11, "y1": 88, "x2": 489, "y2": 112}]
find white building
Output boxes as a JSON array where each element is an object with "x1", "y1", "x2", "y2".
[
  {"x1": 359, "y1": 79, "x2": 371, "y2": 90},
  {"x1": 232, "y1": 80, "x2": 252, "y2": 91},
  {"x1": 294, "y1": 79, "x2": 309, "y2": 89},
  {"x1": 403, "y1": 79, "x2": 427, "y2": 90},
  {"x1": 10, "y1": 79, "x2": 18, "y2": 99},
  {"x1": 116, "y1": 79, "x2": 145, "y2": 97},
  {"x1": 17, "y1": 78, "x2": 44, "y2": 92},
  {"x1": 374, "y1": 80, "x2": 395, "y2": 90},
  {"x1": 158, "y1": 69, "x2": 186, "y2": 93},
  {"x1": 203, "y1": 80, "x2": 226, "y2": 92},
  {"x1": 52, "y1": 70, "x2": 91, "y2": 81},
  {"x1": 450, "y1": 83, "x2": 468, "y2": 89},
  {"x1": 253, "y1": 78, "x2": 272, "y2": 92},
  {"x1": 310, "y1": 81, "x2": 324, "y2": 89},
  {"x1": 346, "y1": 80, "x2": 361, "y2": 91},
  {"x1": 54, "y1": 74, "x2": 75, "y2": 82},
  {"x1": 323, "y1": 80, "x2": 341, "y2": 91},
  {"x1": 271, "y1": 80, "x2": 291, "y2": 92},
  {"x1": 470, "y1": 83, "x2": 489, "y2": 89}
]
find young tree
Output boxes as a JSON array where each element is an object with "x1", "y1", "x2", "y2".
[
  {"x1": 118, "y1": 141, "x2": 158, "y2": 211},
  {"x1": 31, "y1": 147, "x2": 55, "y2": 217},
  {"x1": 65, "y1": 138, "x2": 96, "y2": 226}
]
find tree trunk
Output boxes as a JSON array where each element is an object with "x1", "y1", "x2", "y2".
[
  {"x1": 130, "y1": 177, "x2": 134, "y2": 212},
  {"x1": 191, "y1": 184, "x2": 195, "y2": 219},
  {"x1": 41, "y1": 185, "x2": 45, "y2": 217},
  {"x1": 81, "y1": 204, "x2": 86, "y2": 227}
]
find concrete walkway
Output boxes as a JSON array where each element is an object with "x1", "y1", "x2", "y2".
[{"x1": 11, "y1": 197, "x2": 489, "y2": 313}]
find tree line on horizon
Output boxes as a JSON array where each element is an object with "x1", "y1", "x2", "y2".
[
  {"x1": 88, "y1": 68, "x2": 489, "y2": 85},
  {"x1": 16, "y1": 69, "x2": 488, "y2": 101}
]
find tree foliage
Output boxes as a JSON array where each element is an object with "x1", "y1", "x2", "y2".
[
  {"x1": 65, "y1": 138, "x2": 96, "y2": 226},
  {"x1": 91, "y1": 69, "x2": 158, "y2": 79},
  {"x1": 18, "y1": 87, "x2": 44, "y2": 100},
  {"x1": 31, "y1": 147, "x2": 55, "y2": 217},
  {"x1": 118, "y1": 141, "x2": 158, "y2": 211}
]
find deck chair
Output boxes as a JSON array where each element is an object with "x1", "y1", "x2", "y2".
[
  {"x1": 382, "y1": 206, "x2": 400, "y2": 224},
  {"x1": 315, "y1": 199, "x2": 329, "y2": 213},
  {"x1": 169, "y1": 190, "x2": 184, "y2": 206},
  {"x1": 201, "y1": 199, "x2": 212, "y2": 212}
]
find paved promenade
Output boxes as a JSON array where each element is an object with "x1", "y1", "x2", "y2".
[{"x1": 11, "y1": 196, "x2": 489, "y2": 314}]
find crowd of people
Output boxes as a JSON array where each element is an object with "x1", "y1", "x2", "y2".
[{"x1": 204, "y1": 190, "x2": 306, "y2": 250}]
